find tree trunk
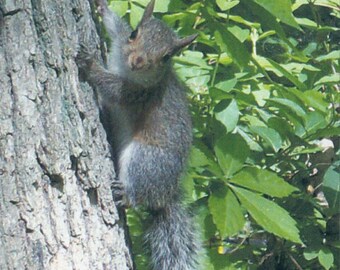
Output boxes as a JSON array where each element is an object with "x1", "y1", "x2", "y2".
[{"x1": 0, "y1": 0, "x2": 132, "y2": 269}]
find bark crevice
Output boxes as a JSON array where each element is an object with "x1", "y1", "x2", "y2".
[{"x1": 0, "y1": 0, "x2": 133, "y2": 269}]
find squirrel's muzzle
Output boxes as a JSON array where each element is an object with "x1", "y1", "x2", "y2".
[{"x1": 129, "y1": 53, "x2": 147, "y2": 71}]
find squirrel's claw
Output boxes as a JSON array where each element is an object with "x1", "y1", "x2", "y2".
[
  {"x1": 111, "y1": 179, "x2": 129, "y2": 208},
  {"x1": 75, "y1": 45, "x2": 98, "y2": 80},
  {"x1": 75, "y1": 45, "x2": 96, "y2": 68},
  {"x1": 95, "y1": 0, "x2": 108, "y2": 16}
]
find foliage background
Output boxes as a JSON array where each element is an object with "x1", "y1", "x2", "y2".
[{"x1": 107, "y1": 0, "x2": 339, "y2": 269}]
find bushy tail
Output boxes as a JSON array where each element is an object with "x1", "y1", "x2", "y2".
[{"x1": 146, "y1": 203, "x2": 199, "y2": 270}]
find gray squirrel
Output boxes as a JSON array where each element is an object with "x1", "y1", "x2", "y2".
[{"x1": 76, "y1": 0, "x2": 199, "y2": 269}]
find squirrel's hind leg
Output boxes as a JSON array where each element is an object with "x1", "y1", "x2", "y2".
[{"x1": 118, "y1": 140, "x2": 183, "y2": 210}]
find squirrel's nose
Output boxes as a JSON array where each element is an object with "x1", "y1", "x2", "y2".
[
  {"x1": 135, "y1": 56, "x2": 144, "y2": 65},
  {"x1": 129, "y1": 54, "x2": 146, "y2": 70}
]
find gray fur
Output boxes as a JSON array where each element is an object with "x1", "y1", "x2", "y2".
[
  {"x1": 77, "y1": 0, "x2": 199, "y2": 269},
  {"x1": 146, "y1": 203, "x2": 199, "y2": 270}
]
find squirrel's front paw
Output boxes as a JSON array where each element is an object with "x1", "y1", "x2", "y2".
[
  {"x1": 111, "y1": 179, "x2": 129, "y2": 208},
  {"x1": 95, "y1": 0, "x2": 109, "y2": 16},
  {"x1": 75, "y1": 45, "x2": 97, "y2": 72}
]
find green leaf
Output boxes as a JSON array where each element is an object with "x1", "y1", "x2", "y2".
[
  {"x1": 304, "y1": 247, "x2": 319, "y2": 261},
  {"x1": 250, "y1": 126, "x2": 283, "y2": 152},
  {"x1": 230, "y1": 167, "x2": 298, "y2": 197},
  {"x1": 130, "y1": 3, "x2": 144, "y2": 28},
  {"x1": 215, "y1": 99, "x2": 239, "y2": 132},
  {"x1": 309, "y1": 127, "x2": 340, "y2": 140},
  {"x1": 323, "y1": 162, "x2": 340, "y2": 212},
  {"x1": 252, "y1": 89, "x2": 271, "y2": 107},
  {"x1": 267, "y1": 59, "x2": 307, "y2": 90},
  {"x1": 196, "y1": 201, "x2": 218, "y2": 241},
  {"x1": 132, "y1": 0, "x2": 170, "y2": 11},
  {"x1": 315, "y1": 74, "x2": 340, "y2": 85},
  {"x1": 312, "y1": 0, "x2": 340, "y2": 9},
  {"x1": 153, "y1": 0, "x2": 170, "y2": 12},
  {"x1": 296, "y1": 16, "x2": 340, "y2": 31},
  {"x1": 316, "y1": 50, "x2": 340, "y2": 61},
  {"x1": 182, "y1": 174, "x2": 195, "y2": 203},
  {"x1": 214, "y1": 25, "x2": 251, "y2": 69},
  {"x1": 109, "y1": 1, "x2": 129, "y2": 17},
  {"x1": 208, "y1": 186, "x2": 228, "y2": 237},
  {"x1": 318, "y1": 247, "x2": 334, "y2": 270},
  {"x1": 127, "y1": 209, "x2": 145, "y2": 236},
  {"x1": 175, "y1": 51, "x2": 212, "y2": 70},
  {"x1": 228, "y1": 25, "x2": 250, "y2": 43},
  {"x1": 224, "y1": 189, "x2": 246, "y2": 236},
  {"x1": 228, "y1": 15, "x2": 261, "y2": 28},
  {"x1": 132, "y1": 0, "x2": 149, "y2": 6},
  {"x1": 215, "y1": 78, "x2": 237, "y2": 93},
  {"x1": 243, "y1": 115, "x2": 267, "y2": 127},
  {"x1": 267, "y1": 117, "x2": 293, "y2": 139},
  {"x1": 302, "y1": 90, "x2": 329, "y2": 113},
  {"x1": 305, "y1": 111, "x2": 328, "y2": 134},
  {"x1": 267, "y1": 98, "x2": 307, "y2": 119},
  {"x1": 295, "y1": 17, "x2": 317, "y2": 28},
  {"x1": 208, "y1": 186, "x2": 245, "y2": 237},
  {"x1": 216, "y1": 0, "x2": 240, "y2": 11},
  {"x1": 175, "y1": 66, "x2": 209, "y2": 79},
  {"x1": 192, "y1": 142, "x2": 224, "y2": 177},
  {"x1": 214, "y1": 134, "x2": 250, "y2": 178},
  {"x1": 231, "y1": 186, "x2": 302, "y2": 244},
  {"x1": 238, "y1": 127, "x2": 263, "y2": 152},
  {"x1": 248, "y1": 2, "x2": 308, "y2": 62},
  {"x1": 187, "y1": 75, "x2": 210, "y2": 88},
  {"x1": 253, "y1": 0, "x2": 301, "y2": 30},
  {"x1": 189, "y1": 146, "x2": 212, "y2": 167}
]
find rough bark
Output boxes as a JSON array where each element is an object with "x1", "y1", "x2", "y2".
[{"x1": 0, "y1": 0, "x2": 132, "y2": 269}]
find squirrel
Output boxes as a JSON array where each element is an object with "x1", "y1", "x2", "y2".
[{"x1": 76, "y1": 0, "x2": 199, "y2": 269}]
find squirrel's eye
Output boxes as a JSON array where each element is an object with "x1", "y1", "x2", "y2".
[
  {"x1": 162, "y1": 54, "x2": 171, "y2": 62},
  {"x1": 129, "y1": 29, "x2": 138, "y2": 40}
]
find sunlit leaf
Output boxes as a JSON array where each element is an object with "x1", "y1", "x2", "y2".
[
  {"x1": 267, "y1": 117, "x2": 294, "y2": 139},
  {"x1": 305, "y1": 111, "x2": 328, "y2": 134},
  {"x1": 232, "y1": 186, "x2": 302, "y2": 244},
  {"x1": 316, "y1": 50, "x2": 340, "y2": 61},
  {"x1": 109, "y1": 1, "x2": 129, "y2": 17},
  {"x1": 209, "y1": 186, "x2": 245, "y2": 237},
  {"x1": 323, "y1": 162, "x2": 340, "y2": 212},
  {"x1": 230, "y1": 167, "x2": 298, "y2": 197},
  {"x1": 315, "y1": 74, "x2": 340, "y2": 85},
  {"x1": 250, "y1": 126, "x2": 283, "y2": 152},
  {"x1": 318, "y1": 247, "x2": 334, "y2": 270},
  {"x1": 309, "y1": 127, "x2": 340, "y2": 140},
  {"x1": 253, "y1": 0, "x2": 301, "y2": 30},
  {"x1": 304, "y1": 247, "x2": 319, "y2": 261},
  {"x1": 248, "y1": 2, "x2": 308, "y2": 62},
  {"x1": 267, "y1": 59, "x2": 307, "y2": 90},
  {"x1": 267, "y1": 98, "x2": 307, "y2": 119},
  {"x1": 130, "y1": 3, "x2": 144, "y2": 28},
  {"x1": 215, "y1": 99, "x2": 239, "y2": 133},
  {"x1": 302, "y1": 90, "x2": 329, "y2": 112},
  {"x1": 214, "y1": 25, "x2": 251, "y2": 69},
  {"x1": 216, "y1": 0, "x2": 240, "y2": 11},
  {"x1": 189, "y1": 147, "x2": 211, "y2": 167},
  {"x1": 214, "y1": 133, "x2": 249, "y2": 177},
  {"x1": 215, "y1": 78, "x2": 237, "y2": 93}
]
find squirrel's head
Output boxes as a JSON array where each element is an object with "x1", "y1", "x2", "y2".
[{"x1": 122, "y1": 0, "x2": 197, "y2": 86}]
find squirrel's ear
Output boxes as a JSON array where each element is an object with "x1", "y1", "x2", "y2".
[
  {"x1": 140, "y1": 0, "x2": 155, "y2": 24},
  {"x1": 175, "y1": 34, "x2": 198, "y2": 50}
]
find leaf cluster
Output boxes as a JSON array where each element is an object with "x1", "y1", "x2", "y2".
[{"x1": 109, "y1": 0, "x2": 339, "y2": 269}]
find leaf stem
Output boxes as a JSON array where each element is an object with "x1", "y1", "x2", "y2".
[{"x1": 210, "y1": 52, "x2": 221, "y2": 88}]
